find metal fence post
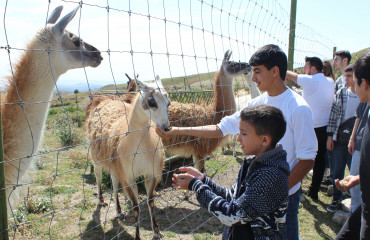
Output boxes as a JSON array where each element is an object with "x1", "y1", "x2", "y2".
[
  {"x1": 0, "y1": 94, "x2": 9, "y2": 240},
  {"x1": 288, "y1": 0, "x2": 297, "y2": 71}
]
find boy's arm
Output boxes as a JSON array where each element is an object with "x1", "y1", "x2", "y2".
[
  {"x1": 327, "y1": 90, "x2": 340, "y2": 135},
  {"x1": 286, "y1": 70, "x2": 298, "y2": 84},
  {"x1": 290, "y1": 105, "x2": 317, "y2": 189},
  {"x1": 156, "y1": 125, "x2": 223, "y2": 139},
  {"x1": 348, "y1": 118, "x2": 360, "y2": 154},
  {"x1": 201, "y1": 176, "x2": 236, "y2": 201},
  {"x1": 189, "y1": 168, "x2": 288, "y2": 226},
  {"x1": 156, "y1": 109, "x2": 243, "y2": 139},
  {"x1": 289, "y1": 159, "x2": 314, "y2": 189}
]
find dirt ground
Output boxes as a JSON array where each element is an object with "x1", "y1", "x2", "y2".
[{"x1": 79, "y1": 154, "x2": 241, "y2": 240}]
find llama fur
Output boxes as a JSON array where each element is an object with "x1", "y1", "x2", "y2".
[
  {"x1": 1, "y1": 6, "x2": 102, "y2": 214},
  {"x1": 85, "y1": 77, "x2": 170, "y2": 240},
  {"x1": 162, "y1": 51, "x2": 251, "y2": 172}
]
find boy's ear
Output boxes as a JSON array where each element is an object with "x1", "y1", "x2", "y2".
[
  {"x1": 363, "y1": 78, "x2": 369, "y2": 90},
  {"x1": 260, "y1": 135, "x2": 272, "y2": 147},
  {"x1": 272, "y1": 66, "x2": 280, "y2": 78}
]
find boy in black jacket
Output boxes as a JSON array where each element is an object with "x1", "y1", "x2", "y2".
[{"x1": 172, "y1": 104, "x2": 290, "y2": 239}]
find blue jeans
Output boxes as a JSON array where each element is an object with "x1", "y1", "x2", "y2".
[
  {"x1": 330, "y1": 141, "x2": 352, "y2": 201},
  {"x1": 350, "y1": 150, "x2": 362, "y2": 212},
  {"x1": 281, "y1": 189, "x2": 301, "y2": 240}
]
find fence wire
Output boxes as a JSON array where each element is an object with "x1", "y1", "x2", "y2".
[{"x1": 0, "y1": 0, "x2": 335, "y2": 239}]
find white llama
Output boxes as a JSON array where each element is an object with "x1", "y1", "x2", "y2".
[{"x1": 86, "y1": 76, "x2": 170, "y2": 240}]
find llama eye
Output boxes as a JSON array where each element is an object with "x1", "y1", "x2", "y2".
[
  {"x1": 147, "y1": 98, "x2": 157, "y2": 108},
  {"x1": 74, "y1": 40, "x2": 80, "y2": 47},
  {"x1": 68, "y1": 32, "x2": 73, "y2": 38}
]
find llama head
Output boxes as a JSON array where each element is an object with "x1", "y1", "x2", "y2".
[
  {"x1": 222, "y1": 50, "x2": 251, "y2": 77},
  {"x1": 34, "y1": 6, "x2": 103, "y2": 75},
  {"x1": 135, "y1": 75, "x2": 171, "y2": 131}
]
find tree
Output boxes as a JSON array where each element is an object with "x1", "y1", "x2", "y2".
[{"x1": 74, "y1": 89, "x2": 79, "y2": 94}]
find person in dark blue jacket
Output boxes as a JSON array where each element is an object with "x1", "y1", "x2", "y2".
[{"x1": 172, "y1": 104, "x2": 290, "y2": 239}]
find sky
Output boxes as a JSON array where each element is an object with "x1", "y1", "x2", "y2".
[{"x1": 0, "y1": 0, "x2": 369, "y2": 88}]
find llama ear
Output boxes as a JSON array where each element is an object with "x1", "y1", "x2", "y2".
[
  {"x1": 154, "y1": 75, "x2": 164, "y2": 90},
  {"x1": 224, "y1": 50, "x2": 232, "y2": 61},
  {"x1": 135, "y1": 79, "x2": 150, "y2": 92},
  {"x1": 47, "y1": 6, "x2": 63, "y2": 24},
  {"x1": 52, "y1": 6, "x2": 79, "y2": 36}
]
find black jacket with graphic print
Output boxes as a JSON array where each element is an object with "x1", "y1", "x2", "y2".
[{"x1": 188, "y1": 145, "x2": 290, "y2": 240}]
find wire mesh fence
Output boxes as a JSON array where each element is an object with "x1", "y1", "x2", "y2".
[{"x1": 0, "y1": 0, "x2": 335, "y2": 239}]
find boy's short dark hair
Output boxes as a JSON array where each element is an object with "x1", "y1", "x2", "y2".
[
  {"x1": 354, "y1": 51, "x2": 370, "y2": 86},
  {"x1": 344, "y1": 63, "x2": 354, "y2": 72},
  {"x1": 335, "y1": 50, "x2": 352, "y2": 63},
  {"x1": 249, "y1": 44, "x2": 288, "y2": 80},
  {"x1": 240, "y1": 104, "x2": 286, "y2": 148},
  {"x1": 305, "y1": 56, "x2": 323, "y2": 73}
]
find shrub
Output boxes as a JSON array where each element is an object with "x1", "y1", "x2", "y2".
[
  {"x1": 53, "y1": 116, "x2": 83, "y2": 147},
  {"x1": 71, "y1": 111, "x2": 85, "y2": 128},
  {"x1": 48, "y1": 108, "x2": 59, "y2": 116}
]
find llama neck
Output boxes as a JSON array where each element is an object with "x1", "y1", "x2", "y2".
[
  {"x1": 3, "y1": 48, "x2": 63, "y2": 160},
  {"x1": 213, "y1": 69, "x2": 236, "y2": 118},
  {"x1": 245, "y1": 74, "x2": 261, "y2": 99},
  {"x1": 127, "y1": 95, "x2": 151, "y2": 134}
]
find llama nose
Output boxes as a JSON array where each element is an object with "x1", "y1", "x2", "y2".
[{"x1": 161, "y1": 122, "x2": 171, "y2": 131}]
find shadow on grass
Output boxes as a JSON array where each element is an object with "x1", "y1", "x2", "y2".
[
  {"x1": 82, "y1": 204, "x2": 134, "y2": 240},
  {"x1": 301, "y1": 195, "x2": 342, "y2": 238},
  {"x1": 81, "y1": 198, "x2": 223, "y2": 239},
  {"x1": 82, "y1": 172, "x2": 96, "y2": 186}
]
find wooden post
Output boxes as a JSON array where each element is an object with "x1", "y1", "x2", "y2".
[
  {"x1": 0, "y1": 93, "x2": 9, "y2": 240},
  {"x1": 288, "y1": 0, "x2": 297, "y2": 71}
]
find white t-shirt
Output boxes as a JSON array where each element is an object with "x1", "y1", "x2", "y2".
[
  {"x1": 297, "y1": 73, "x2": 334, "y2": 128},
  {"x1": 344, "y1": 91, "x2": 360, "y2": 121},
  {"x1": 218, "y1": 88, "x2": 318, "y2": 195}
]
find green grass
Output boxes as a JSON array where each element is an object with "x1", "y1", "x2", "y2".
[
  {"x1": 7, "y1": 71, "x2": 357, "y2": 239},
  {"x1": 351, "y1": 47, "x2": 370, "y2": 63}
]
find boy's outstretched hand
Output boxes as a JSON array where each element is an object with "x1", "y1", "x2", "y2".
[
  {"x1": 178, "y1": 167, "x2": 204, "y2": 180},
  {"x1": 155, "y1": 126, "x2": 174, "y2": 140},
  {"x1": 172, "y1": 167, "x2": 204, "y2": 190},
  {"x1": 335, "y1": 175, "x2": 360, "y2": 191},
  {"x1": 172, "y1": 173, "x2": 194, "y2": 190}
]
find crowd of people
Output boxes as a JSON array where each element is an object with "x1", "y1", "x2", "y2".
[{"x1": 156, "y1": 45, "x2": 370, "y2": 240}]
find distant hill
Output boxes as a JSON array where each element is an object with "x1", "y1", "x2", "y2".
[
  {"x1": 100, "y1": 72, "x2": 218, "y2": 92},
  {"x1": 351, "y1": 47, "x2": 370, "y2": 63},
  {"x1": 56, "y1": 82, "x2": 103, "y2": 92},
  {"x1": 95, "y1": 47, "x2": 370, "y2": 93}
]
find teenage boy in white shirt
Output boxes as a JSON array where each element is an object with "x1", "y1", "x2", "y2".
[
  {"x1": 156, "y1": 44, "x2": 318, "y2": 240},
  {"x1": 286, "y1": 56, "x2": 334, "y2": 201}
]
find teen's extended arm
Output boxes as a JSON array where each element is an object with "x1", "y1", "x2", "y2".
[{"x1": 155, "y1": 125, "x2": 224, "y2": 139}]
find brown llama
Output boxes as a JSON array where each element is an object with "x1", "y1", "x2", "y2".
[
  {"x1": 86, "y1": 76, "x2": 170, "y2": 240},
  {"x1": 1, "y1": 6, "x2": 102, "y2": 214},
  {"x1": 162, "y1": 50, "x2": 251, "y2": 172}
]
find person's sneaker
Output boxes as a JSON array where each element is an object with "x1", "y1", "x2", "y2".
[
  {"x1": 327, "y1": 184, "x2": 334, "y2": 197},
  {"x1": 303, "y1": 190, "x2": 318, "y2": 201},
  {"x1": 327, "y1": 200, "x2": 341, "y2": 212}
]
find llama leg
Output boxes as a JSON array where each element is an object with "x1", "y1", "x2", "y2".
[
  {"x1": 145, "y1": 178, "x2": 163, "y2": 239},
  {"x1": 125, "y1": 186, "x2": 141, "y2": 240},
  {"x1": 194, "y1": 155, "x2": 205, "y2": 173},
  {"x1": 94, "y1": 164, "x2": 107, "y2": 206},
  {"x1": 111, "y1": 175, "x2": 122, "y2": 216}
]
